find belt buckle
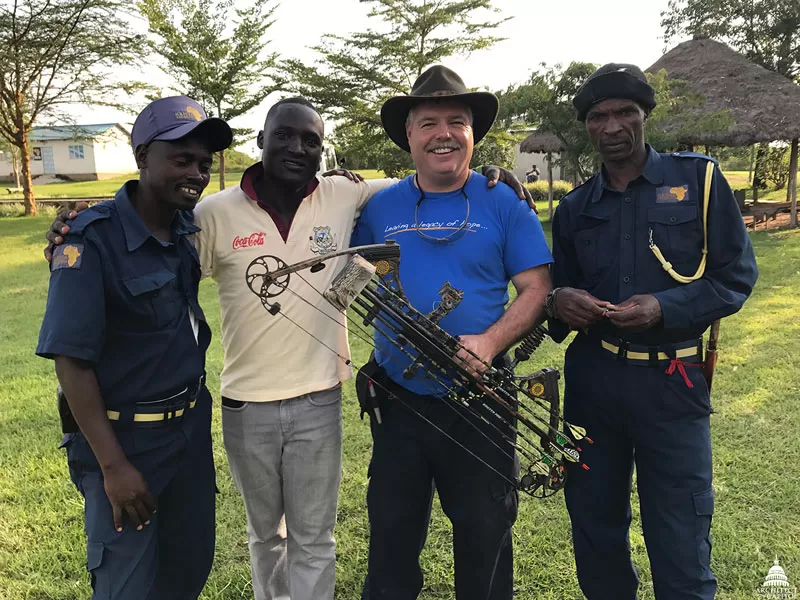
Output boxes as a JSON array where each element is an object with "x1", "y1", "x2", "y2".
[
  {"x1": 616, "y1": 339, "x2": 629, "y2": 362},
  {"x1": 163, "y1": 405, "x2": 178, "y2": 421}
]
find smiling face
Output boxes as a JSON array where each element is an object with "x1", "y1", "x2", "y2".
[
  {"x1": 406, "y1": 101, "x2": 474, "y2": 190},
  {"x1": 585, "y1": 98, "x2": 647, "y2": 165},
  {"x1": 136, "y1": 136, "x2": 213, "y2": 211},
  {"x1": 258, "y1": 103, "x2": 324, "y2": 187}
]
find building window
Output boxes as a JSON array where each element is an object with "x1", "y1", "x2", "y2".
[{"x1": 69, "y1": 145, "x2": 84, "y2": 160}]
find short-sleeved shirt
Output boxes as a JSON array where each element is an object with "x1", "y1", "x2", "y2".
[
  {"x1": 193, "y1": 164, "x2": 395, "y2": 402},
  {"x1": 550, "y1": 146, "x2": 758, "y2": 345},
  {"x1": 351, "y1": 172, "x2": 553, "y2": 396},
  {"x1": 37, "y1": 182, "x2": 209, "y2": 410}
]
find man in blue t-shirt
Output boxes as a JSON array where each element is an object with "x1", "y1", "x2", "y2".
[{"x1": 352, "y1": 66, "x2": 553, "y2": 600}]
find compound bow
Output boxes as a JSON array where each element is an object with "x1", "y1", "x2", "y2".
[{"x1": 245, "y1": 242, "x2": 591, "y2": 498}]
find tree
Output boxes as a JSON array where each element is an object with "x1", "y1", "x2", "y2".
[
  {"x1": 139, "y1": 0, "x2": 279, "y2": 189},
  {"x1": 0, "y1": 0, "x2": 142, "y2": 216},
  {"x1": 662, "y1": 0, "x2": 800, "y2": 80},
  {"x1": 284, "y1": 0, "x2": 508, "y2": 177},
  {"x1": 497, "y1": 62, "x2": 598, "y2": 182}
]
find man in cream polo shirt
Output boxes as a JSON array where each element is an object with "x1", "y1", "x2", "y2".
[{"x1": 193, "y1": 98, "x2": 389, "y2": 600}]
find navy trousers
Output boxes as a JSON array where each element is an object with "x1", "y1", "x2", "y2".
[
  {"x1": 65, "y1": 387, "x2": 216, "y2": 600},
  {"x1": 563, "y1": 337, "x2": 717, "y2": 600},
  {"x1": 362, "y1": 381, "x2": 518, "y2": 600}
]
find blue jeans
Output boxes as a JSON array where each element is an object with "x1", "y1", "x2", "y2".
[
  {"x1": 222, "y1": 385, "x2": 343, "y2": 600},
  {"x1": 362, "y1": 380, "x2": 518, "y2": 600}
]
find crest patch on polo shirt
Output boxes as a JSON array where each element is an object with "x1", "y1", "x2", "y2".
[
  {"x1": 52, "y1": 244, "x2": 84, "y2": 270},
  {"x1": 656, "y1": 185, "x2": 689, "y2": 203},
  {"x1": 309, "y1": 226, "x2": 338, "y2": 255}
]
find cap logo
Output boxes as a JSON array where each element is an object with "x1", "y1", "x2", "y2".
[
  {"x1": 617, "y1": 67, "x2": 628, "y2": 72},
  {"x1": 174, "y1": 105, "x2": 203, "y2": 121}
]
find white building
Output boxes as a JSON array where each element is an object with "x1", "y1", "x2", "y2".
[{"x1": 0, "y1": 123, "x2": 137, "y2": 182}]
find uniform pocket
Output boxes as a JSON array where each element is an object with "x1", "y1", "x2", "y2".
[
  {"x1": 648, "y1": 205, "x2": 703, "y2": 269},
  {"x1": 693, "y1": 488, "x2": 714, "y2": 569},
  {"x1": 86, "y1": 542, "x2": 109, "y2": 598},
  {"x1": 573, "y1": 214, "x2": 618, "y2": 285},
  {"x1": 122, "y1": 269, "x2": 182, "y2": 329}
]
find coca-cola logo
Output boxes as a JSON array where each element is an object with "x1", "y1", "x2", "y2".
[{"x1": 232, "y1": 232, "x2": 266, "y2": 250}]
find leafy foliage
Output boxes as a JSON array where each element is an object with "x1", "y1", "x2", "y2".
[
  {"x1": 284, "y1": 0, "x2": 508, "y2": 174},
  {"x1": 139, "y1": 0, "x2": 280, "y2": 188},
  {"x1": 496, "y1": 62, "x2": 598, "y2": 181},
  {"x1": 662, "y1": 0, "x2": 800, "y2": 80},
  {"x1": 0, "y1": 0, "x2": 143, "y2": 215},
  {"x1": 759, "y1": 143, "x2": 790, "y2": 189}
]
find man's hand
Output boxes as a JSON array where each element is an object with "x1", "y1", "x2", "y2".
[
  {"x1": 554, "y1": 287, "x2": 613, "y2": 330},
  {"x1": 455, "y1": 333, "x2": 498, "y2": 377},
  {"x1": 44, "y1": 201, "x2": 89, "y2": 261},
  {"x1": 605, "y1": 294, "x2": 662, "y2": 331},
  {"x1": 103, "y1": 459, "x2": 156, "y2": 532},
  {"x1": 481, "y1": 165, "x2": 536, "y2": 212},
  {"x1": 322, "y1": 168, "x2": 365, "y2": 183}
]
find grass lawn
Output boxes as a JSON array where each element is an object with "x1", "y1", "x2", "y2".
[{"x1": 2, "y1": 216, "x2": 800, "y2": 598}]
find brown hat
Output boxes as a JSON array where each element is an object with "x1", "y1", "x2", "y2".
[{"x1": 381, "y1": 65, "x2": 499, "y2": 152}]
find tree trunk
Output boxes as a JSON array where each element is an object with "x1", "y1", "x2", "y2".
[
  {"x1": 19, "y1": 130, "x2": 36, "y2": 216},
  {"x1": 748, "y1": 144, "x2": 755, "y2": 184},
  {"x1": 12, "y1": 154, "x2": 20, "y2": 189},
  {"x1": 547, "y1": 152, "x2": 554, "y2": 221},
  {"x1": 219, "y1": 150, "x2": 226, "y2": 191},
  {"x1": 789, "y1": 138, "x2": 798, "y2": 228}
]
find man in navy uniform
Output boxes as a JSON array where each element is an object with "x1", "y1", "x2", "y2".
[
  {"x1": 37, "y1": 97, "x2": 232, "y2": 599},
  {"x1": 545, "y1": 63, "x2": 758, "y2": 600}
]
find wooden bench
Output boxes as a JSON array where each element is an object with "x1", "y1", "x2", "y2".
[{"x1": 743, "y1": 202, "x2": 792, "y2": 229}]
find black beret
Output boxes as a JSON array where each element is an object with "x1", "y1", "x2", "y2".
[{"x1": 573, "y1": 63, "x2": 656, "y2": 122}]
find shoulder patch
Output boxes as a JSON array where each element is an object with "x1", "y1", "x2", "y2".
[
  {"x1": 52, "y1": 243, "x2": 84, "y2": 270},
  {"x1": 68, "y1": 202, "x2": 113, "y2": 234}
]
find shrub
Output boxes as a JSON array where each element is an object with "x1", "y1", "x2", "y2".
[{"x1": 524, "y1": 180, "x2": 573, "y2": 203}]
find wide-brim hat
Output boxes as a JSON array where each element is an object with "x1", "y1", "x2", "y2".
[{"x1": 381, "y1": 65, "x2": 499, "y2": 152}]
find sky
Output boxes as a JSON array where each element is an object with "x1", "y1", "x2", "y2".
[{"x1": 68, "y1": 0, "x2": 681, "y2": 156}]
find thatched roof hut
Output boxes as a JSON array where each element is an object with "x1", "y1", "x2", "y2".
[
  {"x1": 648, "y1": 38, "x2": 800, "y2": 226},
  {"x1": 646, "y1": 38, "x2": 800, "y2": 146},
  {"x1": 520, "y1": 131, "x2": 566, "y2": 154}
]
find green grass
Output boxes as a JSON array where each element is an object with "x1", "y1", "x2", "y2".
[{"x1": 2, "y1": 218, "x2": 800, "y2": 599}]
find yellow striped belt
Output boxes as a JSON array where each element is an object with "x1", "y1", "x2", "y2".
[
  {"x1": 107, "y1": 400, "x2": 197, "y2": 422},
  {"x1": 600, "y1": 340, "x2": 700, "y2": 362}
]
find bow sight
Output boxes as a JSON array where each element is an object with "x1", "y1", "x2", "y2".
[{"x1": 245, "y1": 242, "x2": 590, "y2": 498}]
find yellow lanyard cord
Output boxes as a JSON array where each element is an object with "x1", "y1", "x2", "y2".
[{"x1": 648, "y1": 161, "x2": 714, "y2": 284}]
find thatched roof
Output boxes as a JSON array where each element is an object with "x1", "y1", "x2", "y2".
[
  {"x1": 647, "y1": 38, "x2": 800, "y2": 146},
  {"x1": 520, "y1": 131, "x2": 565, "y2": 153}
]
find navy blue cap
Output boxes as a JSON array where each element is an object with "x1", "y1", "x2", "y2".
[{"x1": 131, "y1": 96, "x2": 233, "y2": 152}]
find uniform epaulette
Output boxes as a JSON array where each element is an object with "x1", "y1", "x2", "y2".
[
  {"x1": 666, "y1": 151, "x2": 718, "y2": 165},
  {"x1": 67, "y1": 200, "x2": 114, "y2": 235}
]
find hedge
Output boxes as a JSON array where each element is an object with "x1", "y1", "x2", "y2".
[{"x1": 524, "y1": 180, "x2": 573, "y2": 203}]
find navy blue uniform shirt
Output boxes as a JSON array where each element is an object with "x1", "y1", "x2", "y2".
[
  {"x1": 37, "y1": 182, "x2": 210, "y2": 409},
  {"x1": 550, "y1": 146, "x2": 758, "y2": 345}
]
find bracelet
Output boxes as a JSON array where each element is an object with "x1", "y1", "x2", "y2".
[{"x1": 543, "y1": 287, "x2": 562, "y2": 320}]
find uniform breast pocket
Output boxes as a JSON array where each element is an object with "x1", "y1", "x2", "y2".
[
  {"x1": 647, "y1": 205, "x2": 703, "y2": 269},
  {"x1": 573, "y1": 215, "x2": 618, "y2": 284},
  {"x1": 122, "y1": 270, "x2": 183, "y2": 330}
]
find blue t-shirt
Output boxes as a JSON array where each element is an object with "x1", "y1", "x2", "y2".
[{"x1": 351, "y1": 173, "x2": 552, "y2": 395}]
